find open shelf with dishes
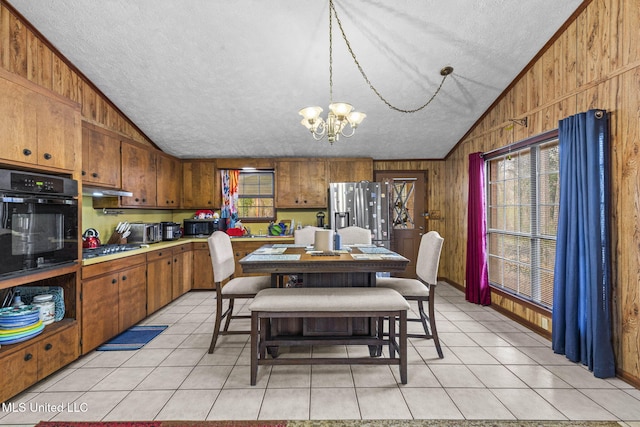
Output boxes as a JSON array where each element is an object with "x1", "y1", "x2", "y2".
[{"x1": 0, "y1": 271, "x2": 79, "y2": 403}]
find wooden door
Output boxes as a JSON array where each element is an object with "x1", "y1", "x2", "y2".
[
  {"x1": 328, "y1": 158, "x2": 373, "y2": 182},
  {"x1": 120, "y1": 140, "x2": 157, "y2": 207},
  {"x1": 0, "y1": 343, "x2": 38, "y2": 403},
  {"x1": 146, "y1": 250, "x2": 173, "y2": 314},
  {"x1": 81, "y1": 273, "x2": 120, "y2": 352},
  {"x1": 192, "y1": 244, "x2": 214, "y2": 289},
  {"x1": 35, "y1": 94, "x2": 79, "y2": 170},
  {"x1": 182, "y1": 161, "x2": 217, "y2": 209},
  {"x1": 375, "y1": 171, "x2": 427, "y2": 278},
  {"x1": 299, "y1": 160, "x2": 328, "y2": 207},
  {"x1": 118, "y1": 264, "x2": 147, "y2": 331},
  {"x1": 157, "y1": 153, "x2": 182, "y2": 208},
  {"x1": 0, "y1": 79, "x2": 37, "y2": 165},
  {"x1": 172, "y1": 244, "x2": 193, "y2": 298},
  {"x1": 37, "y1": 324, "x2": 79, "y2": 379},
  {"x1": 82, "y1": 123, "x2": 121, "y2": 188}
]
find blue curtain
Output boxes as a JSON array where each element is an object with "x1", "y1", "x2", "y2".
[{"x1": 552, "y1": 109, "x2": 615, "y2": 378}]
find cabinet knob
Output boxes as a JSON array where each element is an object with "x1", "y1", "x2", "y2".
[
  {"x1": 81, "y1": 170, "x2": 86, "y2": 176},
  {"x1": 112, "y1": 278, "x2": 117, "y2": 284},
  {"x1": 45, "y1": 343, "x2": 53, "y2": 351},
  {"x1": 92, "y1": 172, "x2": 98, "y2": 178},
  {"x1": 43, "y1": 153, "x2": 52, "y2": 160},
  {"x1": 207, "y1": 201, "x2": 212, "y2": 205},
  {"x1": 122, "y1": 275, "x2": 127, "y2": 281},
  {"x1": 23, "y1": 148, "x2": 32, "y2": 156},
  {"x1": 135, "y1": 198, "x2": 140, "y2": 202},
  {"x1": 24, "y1": 353, "x2": 33, "y2": 361},
  {"x1": 167, "y1": 260, "x2": 171, "y2": 265}
]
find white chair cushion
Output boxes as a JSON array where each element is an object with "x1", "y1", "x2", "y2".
[
  {"x1": 250, "y1": 287, "x2": 409, "y2": 312},
  {"x1": 221, "y1": 275, "x2": 271, "y2": 296},
  {"x1": 376, "y1": 277, "x2": 429, "y2": 298}
]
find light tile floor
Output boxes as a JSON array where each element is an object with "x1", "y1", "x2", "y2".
[{"x1": 2, "y1": 281, "x2": 639, "y2": 425}]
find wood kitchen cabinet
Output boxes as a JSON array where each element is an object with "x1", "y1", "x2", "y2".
[
  {"x1": 192, "y1": 241, "x2": 214, "y2": 289},
  {"x1": 91, "y1": 139, "x2": 158, "y2": 209},
  {"x1": 327, "y1": 158, "x2": 373, "y2": 183},
  {"x1": 0, "y1": 322, "x2": 78, "y2": 403},
  {"x1": 146, "y1": 248, "x2": 174, "y2": 314},
  {"x1": 81, "y1": 254, "x2": 147, "y2": 353},
  {"x1": 182, "y1": 160, "x2": 218, "y2": 209},
  {"x1": 0, "y1": 71, "x2": 80, "y2": 172},
  {"x1": 172, "y1": 243, "x2": 193, "y2": 299},
  {"x1": 157, "y1": 152, "x2": 182, "y2": 208},
  {"x1": 276, "y1": 159, "x2": 328, "y2": 208},
  {"x1": 81, "y1": 121, "x2": 121, "y2": 188},
  {"x1": 120, "y1": 140, "x2": 157, "y2": 207},
  {"x1": 0, "y1": 271, "x2": 80, "y2": 403}
]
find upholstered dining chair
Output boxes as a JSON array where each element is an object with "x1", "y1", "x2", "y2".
[
  {"x1": 207, "y1": 231, "x2": 271, "y2": 353},
  {"x1": 337, "y1": 225, "x2": 372, "y2": 245},
  {"x1": 294, "y1": 226, "x2": 324, "y2": 245},
  {"x1": 376, "y1": 230, "x2": 444, "y2": 358}
]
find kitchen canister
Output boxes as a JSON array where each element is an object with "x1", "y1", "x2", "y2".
[{"x1": 32, "y1": 294, "x2": 55, "y2": 325}]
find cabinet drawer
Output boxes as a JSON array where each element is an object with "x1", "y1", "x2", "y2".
[
  {"x1": 146, "y1": 248, "x2": 172, "y2": 260},
  {"x1": 82, "y1": 254, "x2": 146, "y2": 279}
]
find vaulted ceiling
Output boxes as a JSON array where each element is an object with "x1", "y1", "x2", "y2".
[{"x1": 7, "y1": 0, "x2": 583, "y2": 159}]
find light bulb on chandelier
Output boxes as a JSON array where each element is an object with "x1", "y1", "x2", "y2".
[{"x1": 299, "y1": 0, "x2": 453, "y2": 144}]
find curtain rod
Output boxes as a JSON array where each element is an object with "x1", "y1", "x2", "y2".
[{"x1": 481, "y1": 128, "x2": 559, "y2": 159}]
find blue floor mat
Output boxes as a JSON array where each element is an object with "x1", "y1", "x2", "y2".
[{"x1": 96, "y1": 325, "x2": 168, "y2": 351}]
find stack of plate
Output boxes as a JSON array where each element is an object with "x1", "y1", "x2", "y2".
[{"x1": 0, "y1": 306, "x2": 45, "y2": 345}]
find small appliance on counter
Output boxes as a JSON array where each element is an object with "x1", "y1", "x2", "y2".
[
  {"x1": 183, "y1": 218, "x2": 226, "y2": 237},
  {"x1": 126, "y1": 222, "x2": 162, "y2": 244},
  {"x1": 161, "y1": 222, "x2": 182, "y2": 241}
]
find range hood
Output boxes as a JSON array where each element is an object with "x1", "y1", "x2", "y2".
[{"x1": 82, "y1": 185, "x2": 133, "y2": 197}]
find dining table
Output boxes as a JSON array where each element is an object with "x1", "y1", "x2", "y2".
[{"x1": 240, "y1": 243, "x2": 409, "y2": 340}]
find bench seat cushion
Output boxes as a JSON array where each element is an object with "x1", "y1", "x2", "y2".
[
  {"x1": 249, "y1": 287, "x2": 409, "y2": 312},
  {"x1": 376, "y1": 277, "x2": 429, "y2": 297}
]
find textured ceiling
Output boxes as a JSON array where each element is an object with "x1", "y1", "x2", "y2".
[{"x1": 8, "y1": 0, "x2": 582, "y2": 160}]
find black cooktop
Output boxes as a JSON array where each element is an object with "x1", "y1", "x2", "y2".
[{"x1": 82, "y1": 244, "x2": 142, "y2": 259}]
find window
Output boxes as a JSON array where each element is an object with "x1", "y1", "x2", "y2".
[
  {"x1": 237, "y1": 170, "x2": 275, "y2": 221},
  {"x1": 486, "y1": 137, "x2": 559, "y2": 309}
]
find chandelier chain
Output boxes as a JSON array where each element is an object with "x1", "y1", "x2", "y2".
[
  {"x1": 329, "y1": 0, "x2": 451, "y2": 114},
  {"x1": 328, "y1": 0, "x2": 333, "y2": 104}
]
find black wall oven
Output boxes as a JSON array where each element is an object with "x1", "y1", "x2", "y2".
[{"x1": 0, "y1": 168, "x2": 79, "y2": 279}]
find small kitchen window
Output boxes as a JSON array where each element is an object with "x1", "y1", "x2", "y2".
[{"x1": 237, "y1": 170, "x2": 275, "y2": 221}]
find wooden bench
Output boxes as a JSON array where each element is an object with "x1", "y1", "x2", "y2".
[{"x1": 249, "y1": 287, "x2": 410, "y2": 385}]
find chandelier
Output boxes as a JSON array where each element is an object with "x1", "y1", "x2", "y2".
[{"x1": 299, "y1": 0, "x2": 454, "y2": 144}]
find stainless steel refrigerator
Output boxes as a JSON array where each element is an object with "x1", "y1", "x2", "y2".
[{"x1": 329, "y1": 182, "x2": 391, "y2": 248}]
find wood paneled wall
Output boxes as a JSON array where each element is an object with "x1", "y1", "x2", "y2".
[
  {"x1": 0, "y1": 1, "x2": 153, "y2": 147},
  {"x1": 442, "y1": 0, "x2": 640, "y2": 385}
]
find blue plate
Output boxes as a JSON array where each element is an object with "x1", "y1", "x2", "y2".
[
  {"x1": 0, "y1": 326, "x2": 44, "y2": 345},
  {"x1": 0, "y1": 305, "x2": 40, "y2": 318}
]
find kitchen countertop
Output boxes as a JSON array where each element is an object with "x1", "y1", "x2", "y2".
[{"x1": 81, "y1": 235, "x2": 294, "y2": 266}]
